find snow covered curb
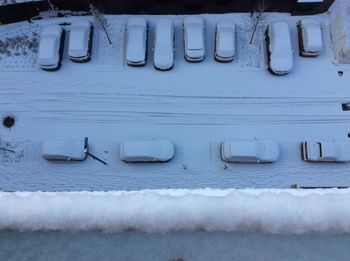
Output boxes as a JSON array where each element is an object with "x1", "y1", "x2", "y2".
[{"x1": 1, "y1": 189, "x2": 350, "y2": 234}]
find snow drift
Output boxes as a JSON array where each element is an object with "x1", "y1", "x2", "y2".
[{"x1": 1, "y1": 189, "x2": 350, "y2": 234}]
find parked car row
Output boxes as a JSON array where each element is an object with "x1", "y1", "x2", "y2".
[
  {"x1": 38, "y1": 17, "x2": 322, "y2": 74},
  {"x1": 38, "y1": 20, "x2": 93, "y2": 70},
  {"x1": 265, "y1": 18, "x2": 323, "y2": 75},
  {"x1": 41, "y1": 138, "x2": 350, "y2": 164},
  {"x1": 125, "y1": 16, "x2": 236, "y2": 70}
]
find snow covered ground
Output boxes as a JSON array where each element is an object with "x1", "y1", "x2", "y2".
[
  {"x1": 1, "y1": 2, "x2": 350, "y2": 190},
  {"x1": 1, "y1": 189, "x2": 350, "y2": 233}
]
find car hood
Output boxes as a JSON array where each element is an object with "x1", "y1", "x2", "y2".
[
  {"x1": 270, "y1": 55, "x2": 293, "y2": 73},
  {"x1": 127, "y1": 45, "x2": 145, "y2": 62},
  {"x1": 154, "y1": 48, "x2": 173, "y2": 69},
  {"x1": 216, "y1": 48, "x2": 234, "y2": 58},
  {"x1": 186, "y1": 48, "x2": 205, "y2": 59}
]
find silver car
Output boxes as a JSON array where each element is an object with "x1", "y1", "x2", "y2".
[
  {"x1": 184, "y1": 16, "x2": 205, "y2": 62},
  {"x1": 153, "y1": 19, "x2": 175, "y2": 71},
  {"x1": 265, "y1": 21, "x2": 293, "y2": 75},
  {"x1": 38, "y1": 24, "x2": 65, "y2": 71},
  {"x1": 68, "y1": 20, "x2": 93, "y2": 63},
  {"x1": 215, "y1": 21, "x2": 236, "y2": 62},
  {"x1": 120, "y1": 140, "x2": 175, "y2": 163},
  {"x1": 221, "y1": 140, "x2": 279, "y2": 163}
]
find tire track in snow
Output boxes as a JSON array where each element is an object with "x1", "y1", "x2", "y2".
[{"x1": 0, "y1": 89, "x2": 347, "y2": 125}]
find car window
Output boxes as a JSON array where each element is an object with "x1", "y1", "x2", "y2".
[
  {"x1": 234, "y1": 156, "x2": 258, "y2": 162},
  {"x1": 317, "y1": 142, "x2": 322, "y2": 158}
]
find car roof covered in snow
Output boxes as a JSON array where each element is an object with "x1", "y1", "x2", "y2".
[
  {"x1": 156, "y1": 19, "x2": 173, "y2": 44},
  {"x1": 226, "y1": 140, "x2": 263, "y2": 157},
  {"x1": 121, "y1": 140, "x2": 175, "y2": 162},
  {"x1": 269, "y1": 21, "x2": 292, "y2": 53},
  {"x1": 69, "y1": 20, "x2": 91, "y2": 57},
  {"x1": 126, "y1": 27, "x2": 146, "y2": 61},
  {"x1": 184, "y1": 16, "x2": 204, "y2": 50},
  {"x1": 216, "y1": 21, "x2": 235, "y2": 58},
  {"x1": 69, "y1": 29, "x2": 89, "y2": 55},
  {"x1": 300, "y1": 19, "x2": 322, "y2": 52},
  {"x1": 39, "y1": 35, "x2": 59, "y2": 60}
]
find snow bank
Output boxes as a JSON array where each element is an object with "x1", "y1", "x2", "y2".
[{"x1": 1, "y1": 189, "x2": 350, "y2": 234}]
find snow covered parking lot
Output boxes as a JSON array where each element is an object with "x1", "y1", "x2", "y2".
[{"x1": 1, "y1": 4, "x2": 350, "y2": 191}]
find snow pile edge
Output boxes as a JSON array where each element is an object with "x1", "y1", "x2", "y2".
[{"x1": 1, "y1": 189, "x2": 350, "y2": 234}]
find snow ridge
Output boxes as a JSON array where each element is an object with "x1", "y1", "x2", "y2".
[{"x1": 0, "y1": 189, "x2": 350, "y2": 234}]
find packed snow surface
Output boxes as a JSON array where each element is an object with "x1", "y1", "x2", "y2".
[
  {"x1": 2, "y1": 0, "x2": 350, "y2": 190},
  {"x1": 1, "y1": 189, "x2": 350, "y2": 233}
]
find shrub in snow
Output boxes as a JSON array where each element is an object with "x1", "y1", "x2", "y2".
[
  {"x1": 330, "y1": 13, "x2": 350, "y2": 64},
  {"x1": 90, "y1": 3, "x2": 112, "y2": 45}
]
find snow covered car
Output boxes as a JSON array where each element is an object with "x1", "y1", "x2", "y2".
[
  {"x1": 120, "y1": 140, "x2": 175, "y2": 163},
  {"x1": 221, "y1": 140, "x2": 279, "y2": 163},
  {"x1": 153, "y1": 19, "x2": 175, "y2": 71},
  {"x1": 68, "y1": 20, "x2": 93, "y2": 63},
  {"x1": 125, "y1": 17, "x2": 148, "y2": 66},
  {"x1": 184, "y1": 16, "x2": 205, "y2": 62},
  {"x1": 42, "y1": 137, "x2": 89, "y2": 161},
  {"x1": 265, "y1": 21, "x2": 293, "y2": 75},
  {"x1": 302, "y1": 141, "x2": 350, "y2": 162},
  {"x1": 215, "y1": 21, "x2": 236, "y2": 62},
  {"x1": 297, "y1": 19, "x2": 322, "y2": 57},
  {"x1": 38, "y1": 24, "x2": 65, "y2": 71}
]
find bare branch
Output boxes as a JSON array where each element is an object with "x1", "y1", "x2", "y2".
[
  {"x1": 89, "y1": 3, "x2": 112, "y2": 45},
  {"x1": 249, "y1": 0, "x2": 269, "y2": 44}
]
